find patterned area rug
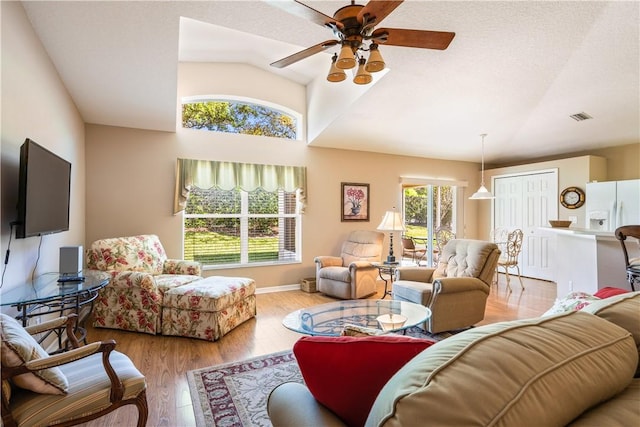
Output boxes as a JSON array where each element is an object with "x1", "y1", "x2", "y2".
[{"x1": 187, "y1": 326, "x2": 458, "y2": 427}]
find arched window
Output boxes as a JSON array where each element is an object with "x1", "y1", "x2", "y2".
[{"x1": 181, "y1": 95, "x2": 301, "y2": 140}]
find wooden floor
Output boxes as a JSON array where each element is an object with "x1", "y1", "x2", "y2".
[{"x1": 80, "y1": 275, "x2": 556, "y2": 427}]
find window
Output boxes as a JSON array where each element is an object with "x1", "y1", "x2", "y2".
[
  {"x1": 184, "y1": 187, "x2": 300, "y2": 266},
  {"x1": 181, "y1": 96, "x2": 300, "y2": 140},
  {"x1": 174, "y1": 159, "x2": 306, "y2": 269}
]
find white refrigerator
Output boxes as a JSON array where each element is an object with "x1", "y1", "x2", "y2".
[{"x1": 585, "y1": 179, "x2": 640, "y2": 231}]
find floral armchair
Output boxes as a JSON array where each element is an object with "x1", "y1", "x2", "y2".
[{"x1": 87, "y1": 234, "x2": 202, "y2": 335}]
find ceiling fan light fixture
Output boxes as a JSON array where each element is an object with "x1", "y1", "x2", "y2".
[
  {"x1": 365, "y1": 43, "x2": 385, "y2": 72},
  {"x1": 353, "y1": 56, "x2": 372, "y2": 85},
  {"x1": 327, "y1": 53, "x2": 347, "y2": 82},
  {"x1": 336, "y1": 43, "x2": 357, "y2": 69}
]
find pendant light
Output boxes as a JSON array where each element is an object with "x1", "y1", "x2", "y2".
[{"x1": 469, "y1": 133, "x2": 495, "y2": 200}]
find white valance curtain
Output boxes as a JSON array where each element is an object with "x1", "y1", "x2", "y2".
[{"x1": 174, "y1": 158, "x2": 307, "y2": 214}]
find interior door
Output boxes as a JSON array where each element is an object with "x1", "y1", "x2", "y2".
[
  {"x1": 493, "y1": 170, "x2": 557, "y2": 281},
  {"x1": 521, "y1": 172, "x2": 557, "y2": 280}
]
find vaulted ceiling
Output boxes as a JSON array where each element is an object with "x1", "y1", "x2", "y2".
[{"x1": 21, "y1": 1, "x2": 639, "y2": 164}]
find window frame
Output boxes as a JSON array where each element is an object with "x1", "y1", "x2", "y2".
[
  {"x1": 182, "y1": 187, "x2": 302, "y2": 270},
  {"x1": 181, "y1": 95, "x2": 303, "y2": 141}
]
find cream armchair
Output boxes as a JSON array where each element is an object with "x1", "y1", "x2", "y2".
[
  {"x1": 393, "y1": 239, "x2": 500, "y2": 333},
  {"x1": 86, "y1": 234, "x2": 202, "y2": 335},
  {"x1": 314, "y1": 230, "x2": 384, "y2": 299}
]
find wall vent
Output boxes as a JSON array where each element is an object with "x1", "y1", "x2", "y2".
[{"x1": 570, "y1": 112, "x2": 593, "y2": 121}]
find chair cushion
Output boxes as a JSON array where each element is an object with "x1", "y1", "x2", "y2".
[
  {"x1": 9, "y1": 351, "x2": 146, "y2": 427},
  {"x1": 162, "y1": 276, "x2": 256, "y2": 311},
  {"x1": 392, "y1": 280, "x2": 433, "y2": 306},
  {"x1": 433, "y1": 239, "x2": 497, "y2": 280},
  {"x1": 0, "y1": 314, "x2": 68, "y2": 395},
  {"x1": 86, "y1": 234, "x2": 167, "y2": 274},
  {"x1": 366, "y1": 311, "x2": 637, "y2": 426},
  {"x1": 318, "y1": 266, "x2": 351, "y2": 283},
  {"x1": 293, "y1": 335, "x2": 435, "y2": 427},
  {"x1": 581, "y1": 291, "x2": 640, "y2": 375},
  {"x1": 340, "y1": 230, "x2": 384, "y2": 266}
]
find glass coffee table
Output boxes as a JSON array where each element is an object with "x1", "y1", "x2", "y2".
[{"x1": 282, "y1": 300, "x2": 431, "y2": 336}]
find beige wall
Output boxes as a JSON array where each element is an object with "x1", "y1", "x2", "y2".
[
  {"x1": 0, "y1": 1, "x2": 85, "y2": 299},
  {"x1": 85, "y1": 62, "x2": 485, "y2": 288},
  {"x1": 85, "y1": 124, "x2": 481, "y2": 288}
]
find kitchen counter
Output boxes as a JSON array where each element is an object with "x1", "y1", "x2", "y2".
[{"x1": 544, "y1": 226, "x2": 632, "y2": 295}]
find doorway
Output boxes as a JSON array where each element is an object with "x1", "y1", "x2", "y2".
[{"x1": 402, "y1": 184, "x2": 457, "y2": 266}]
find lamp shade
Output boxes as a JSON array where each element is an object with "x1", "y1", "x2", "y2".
[
  {"x1": 365, "y1": 43, "x2": 385, "y2": 73},
  {"x1": 469, "y1": 185, "x2": 495, "y2": 200},
  {"x1": 469, "y1": 133, "x2": 495, "y2": 200},
  {"x1": 336, "y1": 43, "x2": 356, "y2": 69},
  {"x1": 377, "y1": 211, "x2": 405, "y2": 232},
  {"x1": 327, "y1": 54, "x2": 346, "y2": 82},
  {"x1": 353, "y1": 57, "x2": 372, "y2": 85}
]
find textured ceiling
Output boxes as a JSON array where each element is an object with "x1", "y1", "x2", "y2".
[{"x1": 21, "y1": 0, "x2": 640, "y2": 164}]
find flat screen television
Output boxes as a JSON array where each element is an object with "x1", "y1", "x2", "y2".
[{"x1": 16, "y1": 139, "x2": 71, "y2": 239}]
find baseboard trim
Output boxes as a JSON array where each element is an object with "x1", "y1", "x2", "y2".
[{"x1": 255, "y1": 284, "x2": 301, "y2": 294}]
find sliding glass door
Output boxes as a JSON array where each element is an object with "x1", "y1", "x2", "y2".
[{"x1": 402, "y1": 184, "x2": 456, "y2": 265}]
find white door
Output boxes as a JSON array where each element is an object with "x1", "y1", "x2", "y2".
[
  {"x1": 521, "y1": 172, "x2": 557, "y2": 280},
  {"x1": 493, "y1": 170, "x2": 558, "y2": 281}
]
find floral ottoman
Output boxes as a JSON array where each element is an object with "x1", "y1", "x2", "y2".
[{"x1": 161, "y1": 276, "x2": 256, "y2": 341}]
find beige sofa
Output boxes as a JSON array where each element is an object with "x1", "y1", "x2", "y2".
[{"x1": 268, "y1": 292, "x2": 640, "y2": 426}]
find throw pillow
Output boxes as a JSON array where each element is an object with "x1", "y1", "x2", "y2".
[
  {"x1": 593, "y1": 286, "x2": 629, "y2": 299},
  {"x1": 541, "y1": 291, "x2": 600, "y2": 316},
  {"x1": 293, "y1": 335, "x2": 435, "y2": 427},
  {"x1": 0, "y1": 314, "x2": 68, "y2": 395},
  {"x1": 340, "y1": 324, "x2": 386, "y2": 337}
]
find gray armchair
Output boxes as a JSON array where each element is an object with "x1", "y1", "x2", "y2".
[
  {"x1": 314, "y1": 230, "x2": 384, "y2": 299},
  {"x1": 393, "y1": 239, "x2": 500, "y2": 333}
]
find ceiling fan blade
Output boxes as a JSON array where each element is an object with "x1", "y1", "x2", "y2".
[
  {"x1": 372, "y1": 28, "x2": 455, "y2": 50},
  {"x1": 270, "y1": 40, "x2": 340, "y2": 68},
  {"x1": 358, "y1": 0, "x2": 404, "y2": 26},
  {"x1": 264, "y1": 0, "x2": 339, "y2": 28}
]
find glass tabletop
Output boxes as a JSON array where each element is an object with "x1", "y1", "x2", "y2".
[
  {"x1": 282, "y1": 299, "x2": 431, "y2": 336},
  {"x1": 0, "y1": 270, "x2": 110, "y2": 307}
]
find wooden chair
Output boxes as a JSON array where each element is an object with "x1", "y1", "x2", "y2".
[
  {"x1": 1, "y1": 314, "x2": 148, "y2": 427},
  {"x1": 614, "y1": 225, "x2": 640, "y2": 291},
  {"x1": 496, "y1": 229, "x2": 525, "y2": 291}
]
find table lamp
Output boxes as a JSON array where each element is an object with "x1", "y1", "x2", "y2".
[{"x1": 377, "y1": 208, "x2": 406, "y2": 264}]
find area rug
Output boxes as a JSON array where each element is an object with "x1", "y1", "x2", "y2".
[{"x1": 187, "y1": 327, "x2": 459, "y2": 427}]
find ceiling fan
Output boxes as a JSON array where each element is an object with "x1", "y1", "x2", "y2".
[{"x1": 266, "y1": 0, "x2": 455, "y2": 84}]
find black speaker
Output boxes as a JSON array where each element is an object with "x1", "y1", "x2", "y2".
[{"x1": 59, "y1": 246, "x2": 83, "y2": 276}]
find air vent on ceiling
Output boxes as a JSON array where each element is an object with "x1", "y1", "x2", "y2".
[{"x1": 570, "y1": 112, "x2": 593, "y2": 121}]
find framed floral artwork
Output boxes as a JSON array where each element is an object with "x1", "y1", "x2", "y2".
[{"x1": 341, "y1": 182, "x2": 370, "y2": 222}]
